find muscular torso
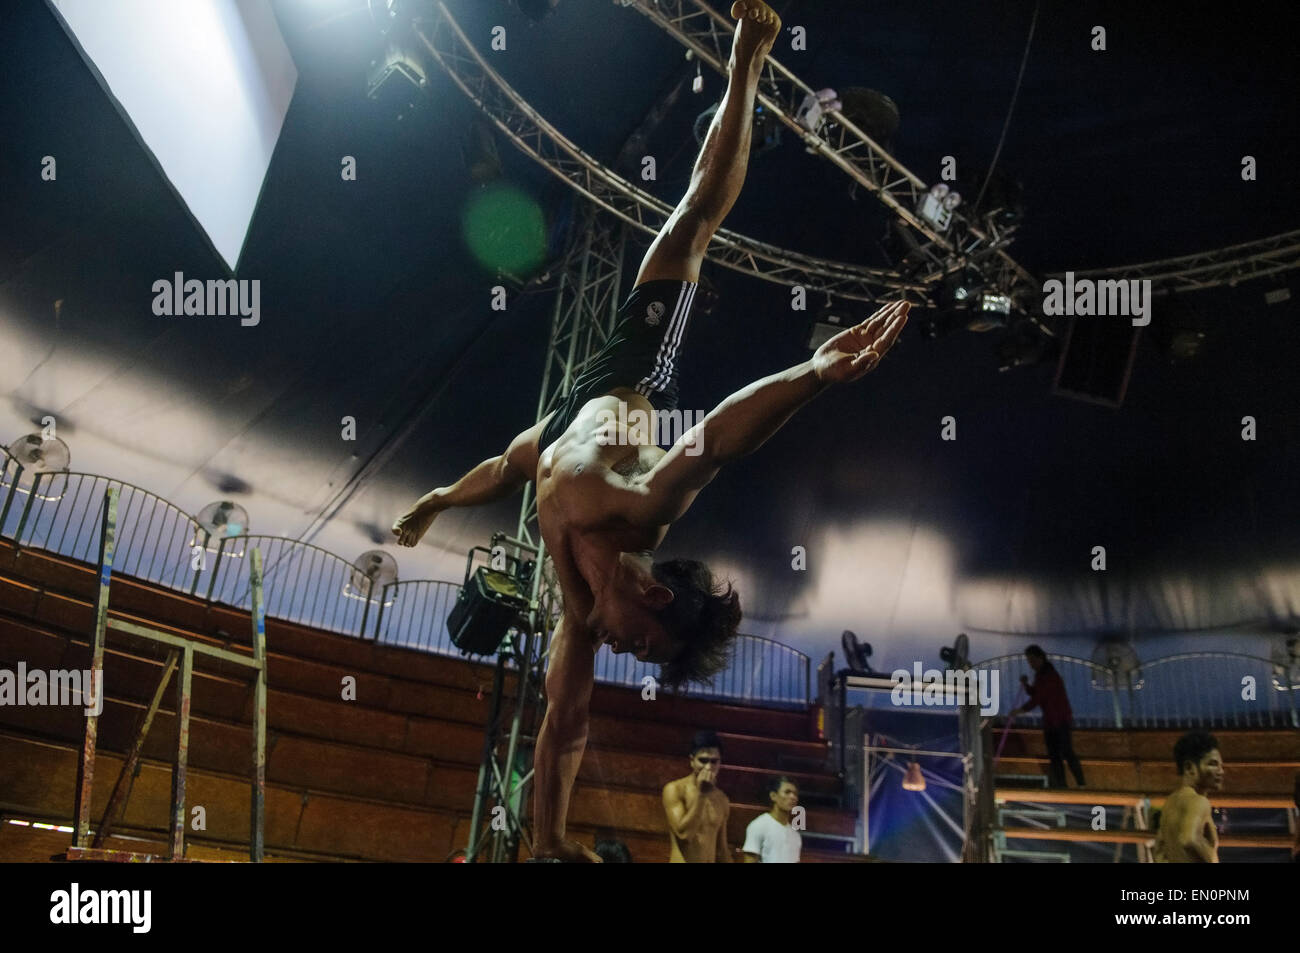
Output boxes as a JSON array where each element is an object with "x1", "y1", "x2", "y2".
[
  {"x1": 664, "y1": 776, "x2": 730, "y2": 863},
  {"x1": 534, "y1": 390, "x2": 667, "y2": 641},
  {"x1": 1153, "y1": 788, "x2": 1218, "y2": 863}
]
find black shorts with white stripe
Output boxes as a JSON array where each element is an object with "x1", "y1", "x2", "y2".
[{"x1": 538, "y1": 279, "x2": 698, "y2": 453}]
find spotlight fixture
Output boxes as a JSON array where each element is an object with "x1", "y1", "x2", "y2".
[
  {"x1": 795, "y1": 87, "x2": 842, "y2": 145},
  {"x1": 918, "y1": 183, "x2": 961, "y2": 232},
  {"x1": 1148, "y1": 292, "x2": 1209, "y2": 364},
  {"x1": 807, "y1": 303, "x2": 853, "y2": 350},
  {"x1": 462, "y1": 116, "x2": 503, "y2": 183},
  {"x1": 751, "y1": 104, "x2": 781, "y2": 157},
  {"x1": 966, "y1": 291, "x2": 1011, "y2": 332},
  {"x1": 995, "y1": 319, "x2": 1054, "y2": 372},
  {"x1": 940, "y1": 266, "x2": 983, "y2": 309},
  {"x1": 836, "y1": 87, "x2": 900, "y2": 150},
  {"x1": 693, "y1": 272, "x2": 720, "y2": 316},
  {"x1": 366, "y1": 0, "x2": 432, "y2": 121}
]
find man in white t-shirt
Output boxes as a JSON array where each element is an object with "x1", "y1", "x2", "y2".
[{"x1": 742, "y1": 776, "x2": 801, "y2": 863}]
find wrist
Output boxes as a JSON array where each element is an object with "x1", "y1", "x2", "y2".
[{"x1": 802, "y1": 359, "x2": 833, "y2": 392}]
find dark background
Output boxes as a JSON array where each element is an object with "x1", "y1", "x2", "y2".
[{"x1": 1, "y1": 0, "x2": 1297, "y2": 666}]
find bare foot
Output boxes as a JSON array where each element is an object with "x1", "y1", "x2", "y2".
[
  {"x1": 392, "y1": 496, "x2": 443, "y2": 547},
  {"x1": 730, "y1": 0, "x2": 781, "y2": 63}
]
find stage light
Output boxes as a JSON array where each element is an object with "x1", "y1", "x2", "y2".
[
  {"x1": 995, "y1": 319, "x2": 1053, "y2": 372},
  {"x1": 1148, "y1": 292, "x2": 1210, "y2": 364},
  {"x1": 965, "y1": 291, "x2": 1010, "y2": 332},
  {"x1": 941, "y1": 267, "x2": 983, "y2": 308},
  {"x1": 751, "y1": 104, "x2": 782, "y2": 157},
  {"x1": 836, "y1": 87, "x2": 900, "y2": 150},
  {"x1": 902, "y1": 761, "x2": 926, "y2": 792},
  {"x1": 807, "y1": 303, "x2": 853, "y2": 350},
  {"x1": 917, "y1": 183, "x2": 960, "y2": 232},
  {"x1": 462, "y1": 117, "x2": 503, "y2": 183}
]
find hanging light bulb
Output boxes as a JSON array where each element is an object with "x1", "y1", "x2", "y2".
[{"x1": 902, "y1": 761, "x2": 926, "y2": 792}]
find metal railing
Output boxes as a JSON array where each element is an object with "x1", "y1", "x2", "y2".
[
  {"x1": 593, "y1": 632, "x2": 811, "y2": 709},
  {"x1": 0, "y1": 446, "x2": 812, "y2": 707},
  {"x1": 974, "y1": 652, "x2": 1300, "y2": 729},
  {"x1": 372, "y1": 579, "x2": 463, "y2": 654}
]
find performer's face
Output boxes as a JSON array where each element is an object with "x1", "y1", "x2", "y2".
[
  {"x1": 588, "y1": 568, "x2": 682, "y2": 664},
  {"x1": 771, "y1": 782, "x2": 799, "y2": 811},
  {"x1": 1191, "y1": 750, "x2": 1224, "y2": 793},
  {"x1": 691, "y1": 748, "x2": 722, "y2": 780}
]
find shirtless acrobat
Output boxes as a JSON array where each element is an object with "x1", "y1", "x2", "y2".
[
  {"x1": 393, "y1": 0, "x2": 910, "y2": 861},
  {"x1": 1153, "y1": 731, "x2": 1223, "y2": 863}
]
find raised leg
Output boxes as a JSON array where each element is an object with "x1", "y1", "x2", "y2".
[{"x1": 634, "y1": 0, "x2": 783, "y2": 286}]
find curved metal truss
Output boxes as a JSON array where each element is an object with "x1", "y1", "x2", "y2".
[
  {"x1": 620, "y1": 0, "x2": 1039, "y2": 302},
  {"x1": 418, "y1": 2, "x2": 925, "y2": 304},
  {"x1": 1047, "y1": 228, "x2": 1300, "y2": 294}
]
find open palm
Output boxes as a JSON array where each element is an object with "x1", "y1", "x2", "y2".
[{"x1": 813, "y1": 300, "x2": 910, "y2": 384}]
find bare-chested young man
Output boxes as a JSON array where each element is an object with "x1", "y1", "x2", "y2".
[
  {"x1": 393, "y1": 0, "x2": 910, "y2": 862},
  {"x1": 1153, "y1": 731, "x2": 1223, "y2": 863},
  {"x1": 662, "y1": 732, "x2": 731, "y2": 863}
]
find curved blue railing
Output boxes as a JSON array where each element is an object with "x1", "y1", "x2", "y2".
[
  {"x1": 973, "y1": 652, "x2": 1299, "y2": 729},
  {"x1": 0, "y1": 446, "x2": 810, "y2": 707}
]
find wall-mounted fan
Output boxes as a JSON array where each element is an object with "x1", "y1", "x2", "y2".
[
  {"x1": 5, "y1": 432, "x2": 72, "y2": 502},
  {"x1": 349, "y1": 549, "x2": 398, "y2": 601},
  {"x1": 1269, "y1": 632, "x2": 1300, "y2": 692},
  {"x1": 840, "y1": 630, "x2": 876, "y2": 676},
  {"x1": 940, "y1": 632, "x2": 971, "y2": 670},
  {"x1": 196, "y1": 500, "x2": 250, "y2": 540},
  {"x1": 9, "y1": 432, "x2": 71, "y2": 473},
  {"x1": 1090, "y1": 638, "x2": 1142, "y2": 691}
]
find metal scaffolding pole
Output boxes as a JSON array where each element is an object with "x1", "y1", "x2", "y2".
[{"x1": 465, "y1": 203, "x2": 628, "y2": 862}]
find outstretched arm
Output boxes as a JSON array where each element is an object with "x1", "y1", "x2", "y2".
[
  {"x1": 634, "y1": 1, "x2": 782, "y2": 286},
  {"x1": 392, "y1": 414, "x2": 550, "y2": 547},
  {"x1": 614, "y1": 301, "x2": 910, "y2": 526}
]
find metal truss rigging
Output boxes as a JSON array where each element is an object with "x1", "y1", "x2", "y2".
[
  {"x1": 1047, "y1": 229, "x2": 1300, "y2": 294},
  {"x1": 620, "y1": 0, "x2": 1039, "y2": 304},
  {"x1": 418, "y1": 2, "x2": 924, "y2": 304}
]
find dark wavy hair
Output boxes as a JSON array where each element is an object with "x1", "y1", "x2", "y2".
[
  {"x1": 767, "y1": 775, "x2": 797, "y2": 799},
  {"x1": 651, "y1": 559, "x2": 741, "y2": 690},
  {"x1": 689, "y1": 729, "x2": 723, "y2": 758},
  {"x1": 1173, "y1": 731, "x2": 1219, "y2": 775}
]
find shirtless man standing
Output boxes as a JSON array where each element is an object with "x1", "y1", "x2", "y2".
[
  {"x1": 393, "y1": 0, "x2": 910, "y2": 862},
  {"x1": 662, "y1": 731, "x2": 731, "y2": 863},
  {"x1": 1153, "y1": 731, "x2": 1223, "y2": 863}
]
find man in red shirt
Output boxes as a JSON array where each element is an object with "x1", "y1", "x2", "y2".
[{"x1": 1009, "y1": 644, "x2": 1086, "y2": 788}]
